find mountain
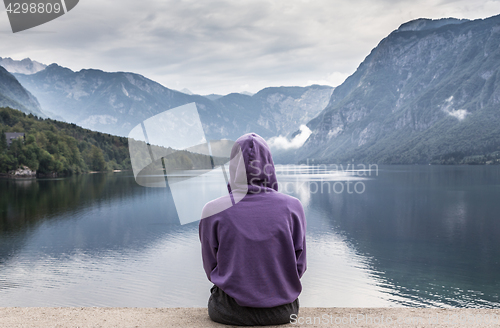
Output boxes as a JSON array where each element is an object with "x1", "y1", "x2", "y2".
[
  {"x1": 203, "y1": 94, "x2": 223, "y2": 101},
  {"x1": 203, "y1": 92, "x2": 255, "y2": 101},
  {"x1": 15, "y1": 64, "x2": 333, "y2": 140},
  {"x1": 0, "y1": 57, "x2": 46, "y2": 75},
  {"x1": 215, "y1": 85, "x2": 333, "y2": 137},
  {"x1": 397, "y1": 17, "x2": 469, "y2": 32},
  {"x1": 14, "y1": 65, "x2": 251, "y2": 139},
  {"x1": 180, "y1": 88, "x2": 195, "y2": 95},
  {"x1": 295, "y1": 15, "x2": 500, "y2": 164},
  {"x1": 0, "y1": 66, "x2": 46, "y2": 118}
]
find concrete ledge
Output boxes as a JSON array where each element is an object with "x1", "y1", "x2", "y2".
[{"x1": 0, "y1": 307, "x2": 499, "y2": 327}]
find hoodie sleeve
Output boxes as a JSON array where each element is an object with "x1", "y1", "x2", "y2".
[
  {"x1": 199, "y1": 216, "x2": 218, "y2": 281},
  {"x1": 290, "y1": 197, "x2": 307, "y2": 278}
]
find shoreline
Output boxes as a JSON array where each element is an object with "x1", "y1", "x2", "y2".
[
  {"x1": 0, "y1": 169, "x2": 132, "y2": 180},
  {"x1": 0, "y1": 307, "x2": 499, "y2": 327}
]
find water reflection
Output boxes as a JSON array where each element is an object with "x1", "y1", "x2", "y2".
[
  {"x1": 297, "y1": 165, "x2": 500, "y2": 308},
  {"x1": 0, "y1": 173, "x2": 180, "y2": 264},
  {"x1": 280, "y1": 168, "x2": 393, "y2": 307},
  {"x1": 0, "y1": 166, "x2": 499, "y2": 307}
]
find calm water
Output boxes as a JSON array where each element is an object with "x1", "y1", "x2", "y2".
[{"x1": 0, "y1": 165, "x2": 499, "y2": 307}]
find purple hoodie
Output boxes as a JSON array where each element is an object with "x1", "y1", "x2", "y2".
[{"x1": 199, "y1": 133, "x2": 307, "y2": 308}]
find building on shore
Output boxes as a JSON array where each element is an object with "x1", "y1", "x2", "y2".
[{"x1": 5, "y1": 132, "x2": 25, "y2": 148}]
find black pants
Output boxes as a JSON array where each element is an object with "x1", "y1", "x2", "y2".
[{"x1": 208, "y1": 285, "x2": 299, "y2": 326}]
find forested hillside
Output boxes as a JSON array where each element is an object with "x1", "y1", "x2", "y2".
[{"x1": 0, "y1": 107, "x2": 131, "y2": 175}]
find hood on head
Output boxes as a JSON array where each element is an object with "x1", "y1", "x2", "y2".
[{"x1": 229, "y1": 133, "x2": 278, "y2": 193}]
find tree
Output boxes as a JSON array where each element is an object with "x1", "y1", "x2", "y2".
[
  {"x1": 0, "y1": 153, "x2": 15, "y2": 172},
  {"x1": 24, "y1": 144, "x2": 39, "y2": 171},
  {"x1": 38, "y1": 150, "x2": 56, "y2": 173},
  {"x1": 0, "y1": 131, "x2": 6, "y2": 152},
  {"x1": 89, "y1": 145, "x2": 106, "y2": 171},
  {"x1": 9, "y1": 138, "x2": 22, "y2": 159}
]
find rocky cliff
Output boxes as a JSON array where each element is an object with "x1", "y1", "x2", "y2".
[
  {"x1": 296, "y1": 15, "x2": 500, "y2": 164},
  {"x1": 0, "y1": 66, "x2": 46, "y2": 118}
]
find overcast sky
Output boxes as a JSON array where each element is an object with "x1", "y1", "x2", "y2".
[{"x1": 0, "y1": 0, "x2": 499, "y2": 95}]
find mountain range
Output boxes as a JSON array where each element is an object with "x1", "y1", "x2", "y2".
[
  {"x1": 0, "y1": 57, "x2": 46, "y2": 75},
  {"x1": 2, "y1": 14, "x2": 500, "y2": 164},
  {"x1": 11, "y1": 64, "x2": 332, "y2": 141}
]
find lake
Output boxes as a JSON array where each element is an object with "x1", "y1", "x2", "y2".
[{"x1": 0, "y1": 165, "x2": 499, "y2": 307}]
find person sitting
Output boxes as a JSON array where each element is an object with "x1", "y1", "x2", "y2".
[{"x1": 199, "y1": 133, "x2": 307, "y2": 326}]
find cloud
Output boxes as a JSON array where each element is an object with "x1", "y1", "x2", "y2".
[
  {"x1": 0, "y1": 0, "x2": 498, "y2": 94},
  {"x1": 447, "y1": 109, "x2": 469, "y2": 120},
  {"x1": 267, "y1": 125, "x2": 312, "y2": 150},
  {"x1": 442, "y1": 96, "x2": 470, "y2": 120},
  {"x1": 307, "y1": 72, "x2": 350, "y2": 87}
]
